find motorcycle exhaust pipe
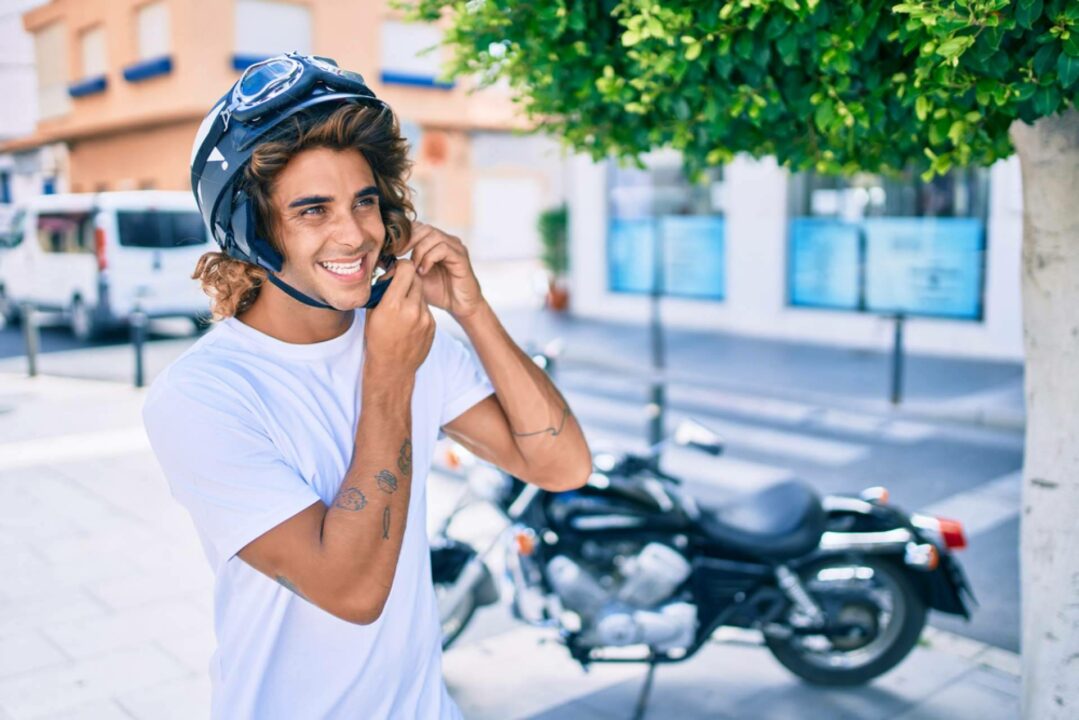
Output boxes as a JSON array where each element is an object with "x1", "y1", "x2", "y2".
[{"x1": 818, "y1": 527, "x2": 914, "y2": 553}]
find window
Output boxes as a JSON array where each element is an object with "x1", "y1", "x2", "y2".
[
  {"x1": 35, "y1": 22, "x2": 70, "y2": 119},
  {"x1": 234, "y1": 0, "x2": 312, "y2": 67},
  {"x1": 786, "y1": 168, "x2": 990, "y2": 320},
  {"x1": 136, "y1": 1, "x2": 170, "y2": 60},
  {"x1": 80, "y1": 25, "x2": 107, "y2": 78},
  {"x1": 37, "y1": 214, "x2": 93, "y2": 255},
  {"x1": 117, "y1": 211, "x2": 208, "y2": 248},
  {"x1": 380, "y1": 21, "x2": 451, "y2": 88},
  {"x1": 607, "y1": 153, "x2": 726, "y2": 300}
]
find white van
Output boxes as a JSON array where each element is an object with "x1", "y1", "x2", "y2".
[{"x1": 0, "y1": 191, "x2": 212, "y2": 340}]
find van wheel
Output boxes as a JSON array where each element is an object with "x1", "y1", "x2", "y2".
[
  {"x1": 0, "y1": 288, "x2": 18, "y2": 326},
  {"x1": 70, "y1": 297, "x2": 101, "y2": 342}
]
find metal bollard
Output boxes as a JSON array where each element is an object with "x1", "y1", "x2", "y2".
[
  {"x1": 131, "y1": 308, "x2": 148, "y2": 388},
  {"x1": 21, "y1": 303, "x2": 38, "y2": 378},
  {"x1": 890, "y1": 314, "x2": 906, "y2": 405}
]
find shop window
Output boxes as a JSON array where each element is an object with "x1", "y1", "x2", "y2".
[
  {"x1": 607, "y1": 152, "x2": 726, "y2": 301},
  {"x1": 786, "y1": 168, "x2": 990, "y2": 320}
]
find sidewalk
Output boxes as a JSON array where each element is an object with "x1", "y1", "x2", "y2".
[{"x1": 0, "y1": 372, "x2": 1021, "y2": 719}]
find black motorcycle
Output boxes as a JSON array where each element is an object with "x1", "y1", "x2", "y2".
[{"x1": 430, "y1": 391, "x2": 974, "y2": 717}]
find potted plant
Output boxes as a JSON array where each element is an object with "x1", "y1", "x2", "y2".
[{"x1": 538, "y1": 204, "x2": 569, "y2": 311}]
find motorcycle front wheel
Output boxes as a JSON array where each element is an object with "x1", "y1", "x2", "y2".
[
  {"x1": 435, "y1": 580, "x2": 478, "y2": 651},
  {"x1": 764, "y1": 557, "x2": 927, "y2": 686}
]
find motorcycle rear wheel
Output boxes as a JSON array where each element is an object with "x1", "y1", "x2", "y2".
[{"x1": 764, "y1": 557, "x2": 926, "y2": 686}]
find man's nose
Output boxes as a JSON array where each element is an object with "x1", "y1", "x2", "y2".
[{"x1": 339, "y1": 213, "x2": 380, "y2": 252}]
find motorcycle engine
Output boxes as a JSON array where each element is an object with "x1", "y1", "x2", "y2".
[{"x1": 546, "y1": 542, "x2": 696, "y2": 652}]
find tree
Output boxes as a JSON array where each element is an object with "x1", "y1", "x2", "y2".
[{"x1": 403, "y1": 0, "x2": 1078, "y2": 715}]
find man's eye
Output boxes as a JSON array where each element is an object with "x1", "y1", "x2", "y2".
[
  {"x1": 355, "y1": 197, "x2": 377, "y2": 208},
  {"x1": 301, "y1": 206, "x2": 324, "y2": 216}
]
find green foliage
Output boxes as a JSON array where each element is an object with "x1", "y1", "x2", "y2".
[
  {"x1": 538, "y1": 204, "x2": 569, "y2": 276},
  {"x1": 399, "y1": 0, "x2": 1079, "y2": 178}
]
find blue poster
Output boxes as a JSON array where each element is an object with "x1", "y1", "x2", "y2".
[
  {"x1": 607, "y1": 216, "x2": 725, "y2": 300},
  {"x1": 788, "y1": 218, "x2": 861, "y2": 310},
  {"x1": 864, "y1": 218, "x2": 984, "y2": 319}
]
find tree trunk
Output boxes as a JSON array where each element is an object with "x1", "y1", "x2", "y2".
[{"x1": 1009, "y1": 108, "x2": 1079, "y2": 719}]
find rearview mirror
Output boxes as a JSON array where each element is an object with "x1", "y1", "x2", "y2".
[{"x1": 673, "y1": 418, "x2": 724, "y2": 456}]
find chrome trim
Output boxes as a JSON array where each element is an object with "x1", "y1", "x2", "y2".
[
  {"x1": 818, "y1": 528, "x2": 914, "y2": 552},
  {"x1": 822, "y1": 495, "x2": 878, "y2": 514}
]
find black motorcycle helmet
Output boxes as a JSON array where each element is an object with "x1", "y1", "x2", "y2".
[{"x1": 189, "y1": 52, "x2": 395, "y2": 309}]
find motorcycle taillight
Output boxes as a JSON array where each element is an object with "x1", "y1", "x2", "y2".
[{"x1": 937, "y1": 518, "x2": 967, "y2": 550}]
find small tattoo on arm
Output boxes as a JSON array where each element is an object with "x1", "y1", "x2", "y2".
[
  {"x1": 375, "y1": 469, "x2": 398, "y2": 494},
  {"x1": 512, "y1": 404, "x2": 570, "y2": 438},
  {"x1": 276, "y1": 575, "x2": 308, "y2": 601},
  {"x1": 397, "y1": 438, "x2": 412, "y2": 476},
  {"x1": 382, "y1": 506, "x2": 391, "y2": 539},
  {"x1": 333, "y1": 487, "x2": 367, "y2": 511}
]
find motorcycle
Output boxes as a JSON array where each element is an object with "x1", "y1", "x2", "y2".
[{"x1": 429, "y1": 359, "x2": 974, "y2": 717}]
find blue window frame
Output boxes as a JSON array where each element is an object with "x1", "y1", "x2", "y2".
[
  {"x1": 122, "y1": 55, "x2": 172, "y2": 82},
  {"x1": 68, "y1": 75, "x2": 108, "y2": 98},
  {"x1": 379, "y1": 71, "x2": 454, "y2": 90}
]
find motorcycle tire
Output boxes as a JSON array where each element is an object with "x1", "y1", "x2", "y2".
[
  {"x1": 436, "y1": 581, "x2": 478, "y2": 651},
  {"x1": 764, "y1": 557, "x2": 927, "y2": 686}
]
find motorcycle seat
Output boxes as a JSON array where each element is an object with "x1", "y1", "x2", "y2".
[{"x1": 696, "y1": 480, "x2": 826, "y2": 560}]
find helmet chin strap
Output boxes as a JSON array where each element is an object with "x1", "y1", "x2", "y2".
[
  {"x1": 264, "y1": 273, "x2": 337, "y2": 310},
  {"x1": 264, "y1": 272, "x2": 389, "y2": 310}
]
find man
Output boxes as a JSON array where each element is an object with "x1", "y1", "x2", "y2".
[{"x1": 143, "y1": 53, "x2": 592, "y2": 719}]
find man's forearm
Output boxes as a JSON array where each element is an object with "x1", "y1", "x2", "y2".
[
  {"x1": 455, "y1": 300, "x2": 591, "y2": 486},
  {"x1": 319, "y1": 377, "x2": 414, "y2": 621}
]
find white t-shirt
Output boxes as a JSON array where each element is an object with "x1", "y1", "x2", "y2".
[{"x1": 142, "y1": 310, "x2": 494, "y2": 720}]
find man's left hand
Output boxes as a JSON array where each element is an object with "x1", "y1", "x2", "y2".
[{"x1": 406, "y1": 221, "x2": 485, "y2": 319}]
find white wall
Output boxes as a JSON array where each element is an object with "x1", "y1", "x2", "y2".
[{"x1": 568, "y1": 154, "x2": 1024, "y2": 361}]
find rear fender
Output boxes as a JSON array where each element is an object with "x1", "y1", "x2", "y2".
[{"x1": 817, "y1": 495, "x2": 974, "y2": 619}]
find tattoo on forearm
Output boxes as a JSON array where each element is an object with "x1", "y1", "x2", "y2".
[
  {"x1": 276, "y1": 574, "x2": 308, "y2": 601},
  {"x1": 397, "y1": 438, "x2": 412, "y2": 476},
  {"x1": 382, "y1": 506, "x2": 391, "y2": 539},
  {"x1": 512, "y1": 404, "x2": 570, "y2": 438},
  {"x1": 333, "y1": 487, "x2": 368, "y2": 511},
  {"x1": 375, "y1": 469, "x2": 398, "y2": 494}
]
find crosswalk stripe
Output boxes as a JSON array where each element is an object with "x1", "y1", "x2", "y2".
[
  {"x1": 565, "y1": 390, "x2": 870, "y2": 467},
  {"x1": 918, "y1": 470, "x2": 1021, "y2": 538}
]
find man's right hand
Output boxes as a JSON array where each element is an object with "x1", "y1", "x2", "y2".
[{"x1": 363, "y1": 259, "x2": 435, "y2": 380}]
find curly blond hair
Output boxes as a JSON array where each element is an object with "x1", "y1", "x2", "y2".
[{"x1": 193, "y1": 102, "x2": 414, "y2": 320}]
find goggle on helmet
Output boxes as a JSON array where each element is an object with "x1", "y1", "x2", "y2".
[{"x1": 189, "y1": 52, "x2": 395, "y2": 310}]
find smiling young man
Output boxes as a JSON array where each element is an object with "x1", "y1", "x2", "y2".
[{"x1": 142, "y1": 54, "x2": 591, "y2": 719}]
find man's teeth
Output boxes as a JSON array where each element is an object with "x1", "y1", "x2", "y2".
[{"x1": 320, "y1": 260, "x2": 363, "y2": 275}]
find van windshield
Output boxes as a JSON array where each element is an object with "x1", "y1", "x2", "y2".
[{"x1": 117, "y1": 210, "x2": 208, "y2": 248}]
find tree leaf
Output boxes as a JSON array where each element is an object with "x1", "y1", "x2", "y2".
[{"x1": 1058, "y1": 52, "x2": 1079, "y2": 88}]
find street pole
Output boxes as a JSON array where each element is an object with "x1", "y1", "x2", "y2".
[
  {"x1": 131, "y1": 307, "x2": 148, "y2": 388},
  {"x1": 21, "y1": 303, "x2": 38, "y2": 378},
  {"x1": 890, "y1": 313, "x2": 906, "y2": 405},
  {"x1": 648, "y1": 218, "x2": 666, "y2": 448}
]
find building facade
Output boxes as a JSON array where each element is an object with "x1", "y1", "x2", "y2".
[{"x1": 2, "y1": 0, "x2": 565, "y2": 295}]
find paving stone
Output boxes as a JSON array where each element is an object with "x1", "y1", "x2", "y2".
[
  {"x1": 115, "y1": 675, "x2": 210, "y2": 720},
  {"x1": 36, "y1": 701, "x2": 134, "y2": 720},
  {"x1": 0, "y1": 646, "x2": 186, "y2": 720},
  {"x1": 85, "y1": 567, "x2": 211, "y2": 612},
  {"x1": 42, "y1": 600, "x2": 205, "y2": 660},
  {"x1": 444, "y1": 627, "x2": 641, "y2": 719},
  {"x1": 153, "y1": 627, "x2": 215, "y2": 675},
  {"x1": 890, "y1": 671, "x2": 1020, "y2": 720},
  {"x1": 0, "y1": 589, "x2": 109, "y2": 638},
  {"x1": 0, "y1": 632, "x2": 68, "y2": 680}
]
